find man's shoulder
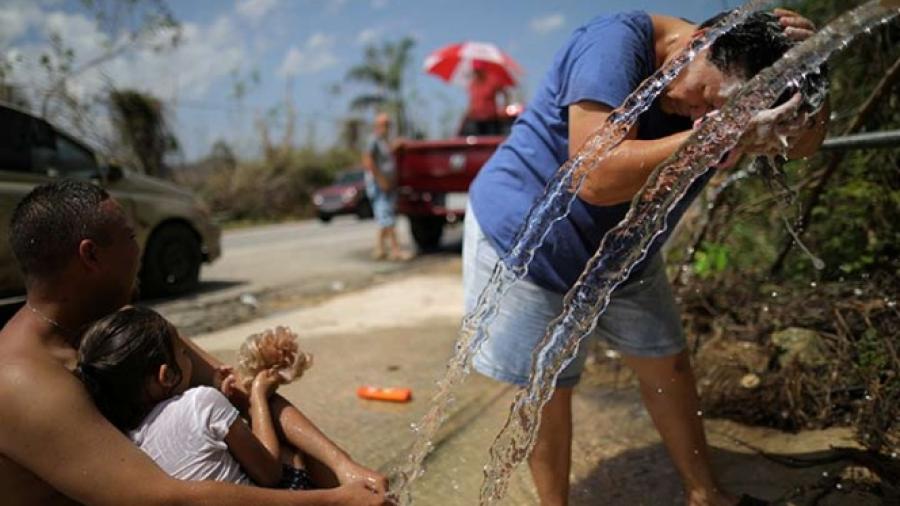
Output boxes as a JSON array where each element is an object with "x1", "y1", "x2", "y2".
[{"x1": 0, "y1": 351, "x2": 82, "y2": 416}]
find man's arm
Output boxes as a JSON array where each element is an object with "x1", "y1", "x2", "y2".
[
  {"x1": 570, "y1": 100, "x2": 693, "y2": 206},
  {"x1": 362, "y1": 149, "x2": 391, "y2": 192},
  {"x1": 0, "y1": 360, "x2": 382, "y2": 506}
]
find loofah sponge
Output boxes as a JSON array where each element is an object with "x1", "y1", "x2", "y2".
[{"x1": 236, "y1": 326, "x2": 313, "y2": 389}]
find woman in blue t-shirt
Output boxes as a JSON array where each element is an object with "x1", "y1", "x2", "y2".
[{"x1": 464, "y1": 8, "x2": 826, "y2": 506}]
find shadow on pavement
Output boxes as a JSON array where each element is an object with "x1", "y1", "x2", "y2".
[{"x1": 570, "y1": 442, "x2": 869, "y2": 505}]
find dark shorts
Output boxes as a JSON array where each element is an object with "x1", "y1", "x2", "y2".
[{"x1": 278, "y1": 465, "x2": 315, "y2": 491}]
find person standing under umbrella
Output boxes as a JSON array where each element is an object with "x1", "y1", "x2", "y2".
[
  {"x1": 463, "y1": 61, "x2": 510, "y2": 136},
  {"x1": 424, "y1": 41, "x2": 521, "y2": 136}
]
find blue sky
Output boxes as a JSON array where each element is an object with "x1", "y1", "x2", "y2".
[{"x1": 1, "y1": 0, "x2": 743, "y2": 160}]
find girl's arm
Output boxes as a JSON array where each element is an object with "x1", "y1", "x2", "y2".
[
  {"x1": 225, "y1": 370, "x2": 285, "y2": 487},
  {"x1": 249, "y1": 369, "x2": 282, "y2": 462},
  {"x1": 224, "y1": 415, "x2": 283, "y2": 488}
]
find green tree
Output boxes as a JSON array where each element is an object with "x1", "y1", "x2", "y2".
[{"x1": 345, "y1": 37, "x2": 416, "y2": 135}]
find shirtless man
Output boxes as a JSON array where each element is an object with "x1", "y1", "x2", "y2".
[{"x1": 0, "y1": 180, "x2": 390, "y2": 505}]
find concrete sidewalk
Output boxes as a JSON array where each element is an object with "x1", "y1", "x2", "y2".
[{"x1": 192, "y1": 272, "x2": 865, "y2": 505}]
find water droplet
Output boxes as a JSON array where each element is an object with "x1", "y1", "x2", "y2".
[
  {"x1": 696, "y1": 410, "x2": 703, "y2": 417},
  {"x1": 771, "y1": 291, "x2": 778, "y2": 298},
  {"x1": 762, "y1": 305, "x2": 770, "y2": 313},
  {"x1": 887, "y1": 300, "x2": 897, "y2": 308},
  {"x1": 693, "y1": 449, "x2": 700, "y2": 455},
  {"x1": 853, "y1": 288, "x2": 863, "y2": 296},
  {"x1": 835, "y1": 483, "x2": 843, "y2": 490},
  {"x1": 809, "y1": 281, "x2": 817, "y2": 288},
  {"x1": 656, "y1": 388, "x2": 664, "y2": 394},
  {"x1": 822, "y1": 471, "x2": 829, "y2": 477},
  {"x1": 891, "y1": 452, "x2": 897, "y2": 459}
]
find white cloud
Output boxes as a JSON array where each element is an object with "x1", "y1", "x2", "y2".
[
  {"x1": 236, "y1": 0, "x2": 279, "y2": 22},
  {"x1": 530, "y1": 13, "x2": 565, "y2": 34},
  {"x1": 0, "y1": 2, "x2": 40, "y2": 45},
  {"x1": 277, "y1": 33, "x2": 338, "y2": 77},
  {"x1": 356, "y1": 27, "x2": 384, "y2": 46}
]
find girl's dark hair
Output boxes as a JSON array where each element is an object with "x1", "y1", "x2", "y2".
[{"x1": 76, "y1": 306, "x2": 182, "y2": 432}]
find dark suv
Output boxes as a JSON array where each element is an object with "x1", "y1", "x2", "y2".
[{"x1": 0, "y1": 103, "x2": 221, "y2": 298}]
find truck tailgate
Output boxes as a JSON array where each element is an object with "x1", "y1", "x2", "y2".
[{"x1": 396, "y1": 136, "x2": 504, "y2": 193}]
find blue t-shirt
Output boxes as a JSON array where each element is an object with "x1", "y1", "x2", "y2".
[{"x1": 469, "y1": 11, "x2": 709, "y2": 294}]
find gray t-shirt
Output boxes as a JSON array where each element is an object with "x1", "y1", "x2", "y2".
[
  {"x1": 365, "y1": 134, "x2": 396, "y2": 186},
  {"x1": 129, "y1": 386, "x2": 251, "y2": 485}
]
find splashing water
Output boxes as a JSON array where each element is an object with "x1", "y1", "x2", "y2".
[
  {"x1": 480, "y1": 2, "x2": 900, "y2": 503},
  {"x1": 753, "y1": 156, "x2": 826, "y2": 270},
  {"x1": 386, "y1": 2, "x2": 775, "y2": 502}
]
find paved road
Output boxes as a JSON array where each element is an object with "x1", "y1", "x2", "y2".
[
  {"x1": 209, "y1": 216, "x2": 462, "y2": 296},
  {"x1": 152, "y1": 216, "x2": 463, "y2": 336}
]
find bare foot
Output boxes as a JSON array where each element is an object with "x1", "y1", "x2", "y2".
[{"x1": 388, "y1": 250, "x2": 413, "y2": 262}]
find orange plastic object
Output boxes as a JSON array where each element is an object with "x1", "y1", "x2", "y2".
[{"x1": 357, "y1": 385, "x2": 412, "y2": 402}]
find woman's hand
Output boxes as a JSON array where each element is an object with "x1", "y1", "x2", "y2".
[{"x1": 773, "y1": 8, "x2": 816, "y2": 41}]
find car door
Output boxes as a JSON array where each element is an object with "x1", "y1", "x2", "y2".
[{"x1": 0, "y1": 108, "x2": 58, "y2": 296}]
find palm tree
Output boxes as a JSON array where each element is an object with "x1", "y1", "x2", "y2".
[{"x1": 346, "y1": 37, "x2": 416, "y2": 136}]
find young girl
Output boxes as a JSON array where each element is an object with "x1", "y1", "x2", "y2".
[{"x1": 76, "y1": 306, "x2": 314, "y2": 490}]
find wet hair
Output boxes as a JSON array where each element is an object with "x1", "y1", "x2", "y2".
[
  {"x1": 9, "y1": 180, "x2": 114, "y2": 280},
  {"x1": 701, "y1": 11, "x2": 794, "y2": 80},
  {"x1": 700, "y1": 10, "x2": 828, "y2": 110},
  {"x1": 76, "y1": 306, "x2": 183, "y2": 432}
]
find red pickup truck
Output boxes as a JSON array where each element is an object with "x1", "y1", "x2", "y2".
[{"x1": 395, "y1": 113, "x2": 517, "y2": 251}]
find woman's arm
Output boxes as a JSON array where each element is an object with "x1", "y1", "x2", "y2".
[{"x1": 569, "y1": 100, "x2": 693, "y2": 206}]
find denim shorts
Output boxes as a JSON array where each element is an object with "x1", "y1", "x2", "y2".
[
  {"x1": 366, "y1": 181, "x2": 397, "y2": 228},
  {"x1": 463, "y1": 206, "x2": 685, "y2": 388}
]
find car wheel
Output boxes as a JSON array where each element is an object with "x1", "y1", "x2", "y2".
[
  {"x1": 318, "y1": 213, "x2": 333, "y2": 223},
  {"x1": 140, "y1": 223, "x2": 202, "y2": 298},
  {"x1": 410, "y1": 216, "x2": 445, "y2": 252}
]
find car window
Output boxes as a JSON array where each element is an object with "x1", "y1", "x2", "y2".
[
  {"x1": 53, "y1": 134, "x2": 98, "y2": 178},
  {"x1": 0, "y1": 108, "x2": 33, "y2": 173},
  {"x1": 337, "y1": 171, "x2": 364, "y2": 184}
]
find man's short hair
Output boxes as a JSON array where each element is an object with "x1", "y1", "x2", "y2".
[
  {"x1": 701, "y1": 11, "x2": 794, "y2": 80},
  {"x1": 10, "y1": 180, "x2": 114, "y2": 279}
]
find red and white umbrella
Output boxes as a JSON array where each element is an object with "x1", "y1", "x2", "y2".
[{"x1": 424, "y1": 41, "x2": 522, "y2": 87}]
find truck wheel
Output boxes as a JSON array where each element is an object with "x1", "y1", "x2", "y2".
[
  {"x1": 410, "y1": 216, "x2": 445, "y2": 252},
  {"x1": 318, "y1": 213, "x2": 333, "y2": 223},
  {"x1": 140, "y1": 223, "x2": 202, "y2": 298}
]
